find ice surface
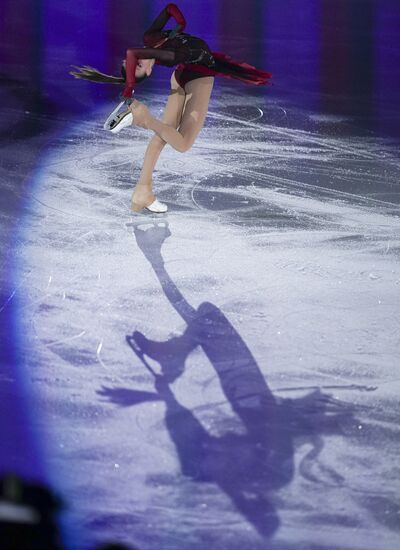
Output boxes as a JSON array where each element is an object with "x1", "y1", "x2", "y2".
[{"x1": 11, "y1": 90, "x2": 400, "y2": 549}]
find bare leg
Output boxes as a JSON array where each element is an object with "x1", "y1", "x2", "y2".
[
  {"x1": 130, "y1": 76, "x2": 214, "y2": 153},
  {"x1": 132, "y1": 73, "x2": 185, "y2": 209}
]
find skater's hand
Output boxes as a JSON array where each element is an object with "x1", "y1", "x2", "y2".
[
  {"x1": 129, "y1": 100, "x2": 151, "y2": 128},
  {"x1": 123, "y1": 96, "x2": 134, "y2": 106},
  {"x1": 167, "y1": 24, "x2": 182, "y2": 40}
]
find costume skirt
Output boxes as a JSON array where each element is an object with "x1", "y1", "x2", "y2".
[{"x1": 174, "y1": 52, "x2": 272, "y2": 89}]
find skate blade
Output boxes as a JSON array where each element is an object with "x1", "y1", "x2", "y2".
[{"x1": 103, "y1": 101, "x2": 126, "y2": 131}]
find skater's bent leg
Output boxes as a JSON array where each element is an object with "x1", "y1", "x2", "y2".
[
  {"x1": 132, "y1": 73, "x2": 185, "y2": 207},
  {"x1": 138, "y1": 73, "x2": 186, "y2": 184},
  {"x1": 132, "y1": 77, "x2": 214, "y2": 153},
  {"x1": 175, "y1": 77, "x2": 214, "y2": 151}
]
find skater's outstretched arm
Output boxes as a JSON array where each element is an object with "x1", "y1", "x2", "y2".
[
  {"x1": 123, "y1": 5, "x2": 186, "y2": 99},
  {"x1": 143, "y1": 3, "x2": 186, "y2": 47}
]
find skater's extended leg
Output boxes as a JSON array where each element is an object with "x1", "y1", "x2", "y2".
[
  {"x1": 132, "y1": 73, "x2": 186, "y2": 209},
  {"x1": 130, "y1": 76, "x2": 214, "y2": 153}
]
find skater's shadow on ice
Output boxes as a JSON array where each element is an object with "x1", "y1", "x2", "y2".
[{"x1": 99, "y1": 221, "x2": 358, "y2": 539}]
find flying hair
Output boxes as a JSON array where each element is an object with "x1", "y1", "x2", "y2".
[{"x1": 69, "y1": 65, "x2": 148, "y2": 85}]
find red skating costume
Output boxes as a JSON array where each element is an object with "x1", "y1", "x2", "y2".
[{"x1": 122, "y1": 3, "x2": 272, "y2": 98}]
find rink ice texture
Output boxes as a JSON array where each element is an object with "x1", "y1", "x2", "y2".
[{"x1": 14, "y1": 90, "x2": 400, "y2": 549}]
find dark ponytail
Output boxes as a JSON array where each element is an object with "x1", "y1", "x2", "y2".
[
  {"x1": 69, "y1": 65, "x2": 125, "y2": 84},
  {"x1": 70, "y1": 64, "x2": 148, "y2": 86}
]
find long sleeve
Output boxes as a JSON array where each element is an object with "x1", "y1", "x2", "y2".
[
  {"x1": 122, "y1": 47, "x2": 175, "y2": 98},
  {"x1": 122, "y1": 5, "x2": 186, "y2": 99},
  {"x1": 143, "y1": 4, "x2": 186, "y2": 47}
]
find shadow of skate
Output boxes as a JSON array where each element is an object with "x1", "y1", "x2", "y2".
[{"x1": 99, "y1": 221, "x2": 357, "y2": 539}]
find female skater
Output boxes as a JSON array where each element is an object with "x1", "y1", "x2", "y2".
[{"x1": 71, "y1": 3, "x2": 271, "y2": 213}]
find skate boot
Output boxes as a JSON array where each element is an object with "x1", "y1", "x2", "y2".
[{"x1": 103, "y1": 101, "x2": 133, "y2": 133}]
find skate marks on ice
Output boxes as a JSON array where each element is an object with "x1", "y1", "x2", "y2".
[
  {"x1": 161, "y1": 92, "x2": 400, "y2": 220},
  {"x1": 99, "y1": 221, "x2": 359, "y2": 546},
  {"x1": 14, "y1": 93, "x2": 400, "y2": 548},
  {"x1": 25, "y1": 91, "x2": 400, "y2": 227}
]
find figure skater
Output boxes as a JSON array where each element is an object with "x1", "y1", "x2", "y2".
[{"x1": 71, "y1": 3, "x2": 271, "y2": 213}]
